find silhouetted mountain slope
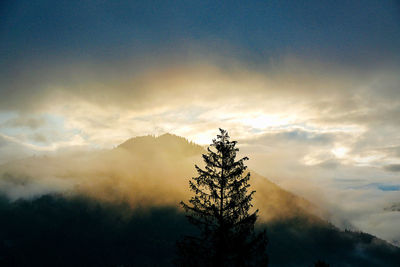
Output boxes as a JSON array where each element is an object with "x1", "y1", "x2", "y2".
[
  {"x1": 0, "y1": 194, "x2": 399, "y2": 266},
  {"x1": 0, "y1": 134, "x2": 399, "y2": 266}
]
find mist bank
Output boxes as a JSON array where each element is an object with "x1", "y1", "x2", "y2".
[{"x1": 0, "y1": 134, "x2": 320, "y2": 224}]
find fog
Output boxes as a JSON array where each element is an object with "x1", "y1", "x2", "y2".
[{"x1": 0, "y1": 134, "x2": 322, "y2": 226}]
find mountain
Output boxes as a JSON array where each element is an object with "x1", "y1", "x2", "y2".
[
  {"x1": 118, "y1": 133, "x2": 204, "y2": 158},
  {"x1": 0, "y1": 133, "x2": 399, "y2": 266},
  {"x1": 115, "y1": 133, "x2": 320, "y2": 222}
]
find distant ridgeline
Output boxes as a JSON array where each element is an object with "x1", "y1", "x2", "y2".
[
  {"x1": 117, "y1": 133, "x2": 205, "y2": 158},
  {"x1": 0, "y1": 134, "x2": 399, "y2": 266}
]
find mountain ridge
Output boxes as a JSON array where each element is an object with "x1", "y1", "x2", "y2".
[
  {"x1": 0, "y1": 133, "x2": 399, "y2": 265},
  {"x1": 115, "y1": 133, "x2": 322, "y2": 221}
]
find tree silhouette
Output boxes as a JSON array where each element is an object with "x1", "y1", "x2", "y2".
[
  {"x1": 314, "y1": 260, "x2": 330, "y2": 266},
  {"x1": 176, "y1": 129, "x2": 268, "y2": 266}
]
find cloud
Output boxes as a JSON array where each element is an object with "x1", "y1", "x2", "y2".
[
  {"x1": 243, "y1": 128, "x2": 338, "y2": 147},
  {"x1": 384, "y1": 164, "x2": 400, "y2": 172},
  {"x1": 3, "y1": 56, "x2": 395, "y2": 150},
  {"x1": 1, "y1": 116, "x2": 46, "y2": 129},
  {"x1": 315, "y1": 159, "x2": 340, "y2": 169},
  {"x1": 0, "y1": 134, "x2": 35, "y2": 164},
  {"x1": 30, "y1": 133, "x2": 48, "y2": 143}
]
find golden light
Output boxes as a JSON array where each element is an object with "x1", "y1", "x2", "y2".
[{"x1": 331, "y1": 146, "x2": 349, "y2": 158}]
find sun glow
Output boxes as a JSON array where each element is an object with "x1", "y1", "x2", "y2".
[
  {"x1": 240, "y1": 114, "x2": 293, "y2": 129},
  {"x1": 331, "y1": 146, "x2": 349, "y2": 158}
]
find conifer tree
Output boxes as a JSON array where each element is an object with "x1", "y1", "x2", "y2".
[
  {"x1": 314, "y1": 260, "x2": 330, "y2": 267},
  {"x1": 176, "y1": 129, "x2": 268, "y2": 266}
]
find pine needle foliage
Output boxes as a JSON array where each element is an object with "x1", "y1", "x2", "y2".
[{"x1": 176, "y1": 129, "x2": 268, "y2": 266}]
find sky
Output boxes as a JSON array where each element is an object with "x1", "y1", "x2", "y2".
[{"x1": 1, "y1": 0, "x2": 400, "y2": 244}]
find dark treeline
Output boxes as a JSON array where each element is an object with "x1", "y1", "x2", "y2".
[{"x1": 0, "y1": 194, "x2": 399, "y2": 266}]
